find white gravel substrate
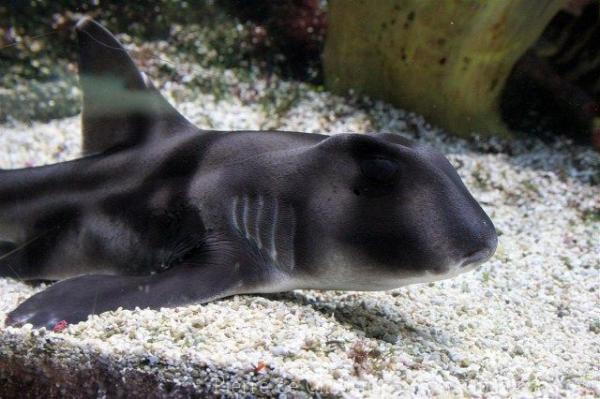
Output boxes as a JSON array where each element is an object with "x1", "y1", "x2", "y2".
[{"x1": 1, "y1": 74, "x2": 599, "y2": 397}]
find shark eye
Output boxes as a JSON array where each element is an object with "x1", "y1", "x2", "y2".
[{"x1": 360, "y1": 158, "x2": 399, "y2": 182}]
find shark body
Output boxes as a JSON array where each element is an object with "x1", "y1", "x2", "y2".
[{"x1": 1, "y1": 19, "x2": 497, "y2": 329}]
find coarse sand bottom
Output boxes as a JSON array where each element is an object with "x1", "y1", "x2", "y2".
[{"x1": 1, "y1": 82, "x2": 599, "y2": 397}]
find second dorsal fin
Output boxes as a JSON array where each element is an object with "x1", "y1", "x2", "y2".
[{"x1": 75, "y1": 18, "x2": 192, "y2": 155}]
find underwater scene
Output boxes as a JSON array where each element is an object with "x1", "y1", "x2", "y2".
[{"x1": 0, "y1": 1, "x2": 599, "y2": 397}]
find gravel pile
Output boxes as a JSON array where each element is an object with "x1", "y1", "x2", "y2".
[{"x1": 1, "y1": 59, "x2": 599, "y2": 397}]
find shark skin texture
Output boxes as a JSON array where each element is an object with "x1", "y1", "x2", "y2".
[{"x1": 0, "y1": 18, "x2": 497, "y2": 330}]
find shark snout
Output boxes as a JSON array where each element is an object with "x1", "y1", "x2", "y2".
[{"x1": 458, "y1": 224, "x2": 498, "y2": 268}]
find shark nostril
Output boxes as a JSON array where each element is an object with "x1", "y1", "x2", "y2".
[
  {"x1": 460, "y1": 246, "x2": 494, "y2": 268},
  {"x1": 459, "y1": 226, "x2": 498, "y2": 268}
]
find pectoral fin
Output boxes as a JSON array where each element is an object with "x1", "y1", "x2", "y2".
[{"x1": 5, "y1": 262, "x2": 248, "y2": 330}]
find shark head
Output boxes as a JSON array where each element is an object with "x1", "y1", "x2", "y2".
[{"x1": 287, "y1": 133, "x2": 498, "y2": 290}]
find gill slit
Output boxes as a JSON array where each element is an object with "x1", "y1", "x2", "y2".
[
  {"x1": 270, "y1": 199, "x2": 279, "y2": 261},
  {"x1": 230, "y1": 194, "x2": 295, "y2": 272}
]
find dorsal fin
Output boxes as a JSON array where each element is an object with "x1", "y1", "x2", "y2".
[{"x1": 75, "y1": 18, "x2": 193, "y2": 155}]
